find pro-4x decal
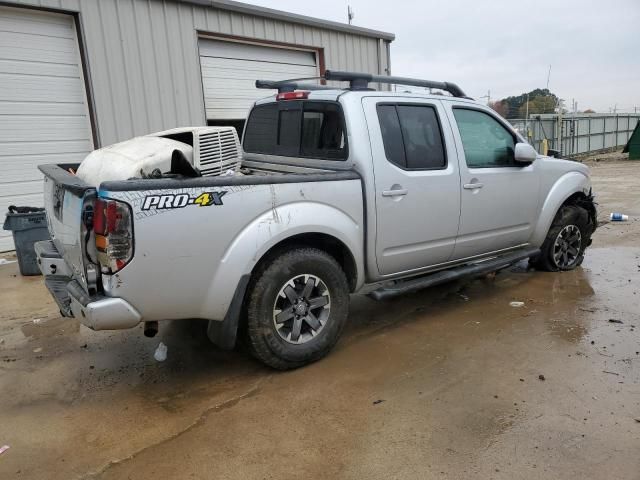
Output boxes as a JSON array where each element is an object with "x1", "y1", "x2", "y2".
[{"x1": 141, "y1": 191, "x2": 227, "y2": 211}]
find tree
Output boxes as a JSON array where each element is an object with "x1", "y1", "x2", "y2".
[
  {"x1": 489, "y1": 100, "x2": 509, "y2": 117},
  {"x1": 517, "y1": 96, "x2": 557, "y2": 118},
  {"x1": 497, "y1": 88, "x2": 558, "y2": 118},
  {"x1": 583, "y1": 109, "x2": 596, "y2": 114}
]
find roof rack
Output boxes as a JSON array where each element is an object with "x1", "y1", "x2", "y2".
[
  {"x1": 255, "y1": 79, "x2": 335, "y2": 93},
  {"x1": 324, "y1": 70, "x2": 468, "y2": 98},
  {"x1": 256, "y1": 71, "x2": 469, "y2": 98}
]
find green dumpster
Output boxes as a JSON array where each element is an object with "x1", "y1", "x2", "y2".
[{"x1": 623, "y1": 122, "x2": 640, "y2": 160}]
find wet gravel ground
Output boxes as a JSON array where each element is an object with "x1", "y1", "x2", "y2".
[{"x1": 0, "y1": 153, "x2": 639, "y2": 479}]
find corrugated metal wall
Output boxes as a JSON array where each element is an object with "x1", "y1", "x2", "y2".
[
  {"x1": 509, "y1": 114, "x2": 640, "y2": 157},
  {"x1": 6, "y1": 0, "x2": 391, "y2": 147}
]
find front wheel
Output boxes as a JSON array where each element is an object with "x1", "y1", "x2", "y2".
[
  {"x1": 245, "y1": 247, "x2": 350, "y2": 370},
  {"x1": 530, "y1": 205, "x2": 593, "y2": 272}
]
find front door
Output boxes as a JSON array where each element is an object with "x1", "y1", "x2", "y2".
[
  {"x1": 363, "y1": 97, "x2": 461, "y2": 276},
  {"x1": 446, "y1": 105, "x2": 540, "y2": 260}
]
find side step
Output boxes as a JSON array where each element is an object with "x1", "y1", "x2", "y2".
[{"x1": 369, "y1": 247, "x2": 540, "y2": 301}]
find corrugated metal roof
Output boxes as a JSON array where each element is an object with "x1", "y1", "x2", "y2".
[{"x1": 179, "y1": 0, "x2": 395, "y2": 40}]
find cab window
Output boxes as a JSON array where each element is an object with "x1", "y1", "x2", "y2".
[
  {"x1": 377, "y1": 104, "x2": 446, "y2": 170},
  {"x1": 243, "y1": 101, "x2": 347, "y2": 160},
  {"x1": 453, "y1": 108, "x2": 516, "y2": 168}
]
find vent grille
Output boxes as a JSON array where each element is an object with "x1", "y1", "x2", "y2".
[{"x1": 196, "y1": 128, "x2": 241, "y2": 176}]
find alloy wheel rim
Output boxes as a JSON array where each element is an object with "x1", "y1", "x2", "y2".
[
  {"x1": 272, "y1": 274, "x2": 331, "y2": 344},
  {"x1": 552, "y1": 224, "x2": 582, "y2": 268}
]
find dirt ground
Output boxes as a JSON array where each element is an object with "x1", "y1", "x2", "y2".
[{"x1": 1, "y1": 152, "x2": 639, "y2": 480}]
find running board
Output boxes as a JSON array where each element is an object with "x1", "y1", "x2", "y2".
[{"x1": 368, "y1": 248, "x2": 540, "y2": 301}]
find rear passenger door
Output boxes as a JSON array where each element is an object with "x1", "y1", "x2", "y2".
[{"x1": 363, "y1": 98, "x2": 461, "y2": 276}]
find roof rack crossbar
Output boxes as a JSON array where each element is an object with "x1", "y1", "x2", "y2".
[
  {"x1": 256, "y1": 71, "x2": 469, "y2": 98},
  {"x1": 255, "y1": 79, "x2": 335, "y2": 93},
  {"x1": 324, "y1": 70, "x2": 468, "y2": 98}
]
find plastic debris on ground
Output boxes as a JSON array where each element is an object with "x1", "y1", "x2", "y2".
[
  {"x1": 154, "y1": 342, "x2": 168, "y2": 362},
  {"x1": 510, "y1": 301, "x2": 525, "y2": 308},
  {"x1": 0, "y1": 445, "x2": 9, "y2": 456},
  {"x1": 610, "y1": 213, "x2": 629, "y2": 222},
  {"x1": 0, "y1": 259, "x2": 16, "y2": 266}
]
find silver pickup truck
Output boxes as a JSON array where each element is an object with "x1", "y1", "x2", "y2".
[{"x1": 36, "y1": 71, "x2": 596, "y2": 369}]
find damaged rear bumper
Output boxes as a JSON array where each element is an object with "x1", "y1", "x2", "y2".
[
  {"x1": 44, "y1": 277, "x2": 142, "y2": 330},
  {"x1": 67, "y1": 281, "x2": 142, "y2": 330},
  {"x1": 36, "y1": 240, "x2": 141, "y2": 330}
]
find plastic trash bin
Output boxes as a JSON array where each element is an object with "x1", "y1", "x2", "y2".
[{"x1": 3, "y1": 206, "x2": 51, "y2": 276}]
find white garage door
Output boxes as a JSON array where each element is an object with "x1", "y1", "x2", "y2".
[
  {"x1": 0, "y1": 6, "x2": 93, "y2": 251},
  {"x1": 199, "y1": 38, "x2": 318, "y2": 121}
]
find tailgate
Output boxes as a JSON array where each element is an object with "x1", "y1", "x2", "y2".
[{"x1": 38, "y1": 164, "x2": 95, "y2": 290}]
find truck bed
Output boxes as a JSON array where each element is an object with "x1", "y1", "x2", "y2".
[{"x1": 38, "y1": 162, "x2": 364, "y2": 330}]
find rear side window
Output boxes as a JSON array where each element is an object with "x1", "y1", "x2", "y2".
[
  {"x1": 377, "y1": 104, "x2": 446, "y2": 170},
  {"x1": 243, "y1": 101, "x2": 347, "y2": 160}
]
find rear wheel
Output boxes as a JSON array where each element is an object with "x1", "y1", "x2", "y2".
[
  {"x1": 245, "y1": 247, "x2": 349, "y2": 370},
  {"x1": 530, "y1": 205, "x2": 592, "y2": 272}
]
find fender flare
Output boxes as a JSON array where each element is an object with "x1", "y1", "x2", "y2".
[
  {"x1": 204, "y1": 201, "x2": 364, "y2": 349},
  {"x1": 530, "y1": 171, "x2": 592, "y2": 247}
]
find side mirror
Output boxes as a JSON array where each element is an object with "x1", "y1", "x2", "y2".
[{"x1": 514, "y1": 142, "x2": 537, "y2": 164}]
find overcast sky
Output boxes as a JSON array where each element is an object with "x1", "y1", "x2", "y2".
[{"x1": 248, "y1": 0, "x2": 640, "y2": 113}]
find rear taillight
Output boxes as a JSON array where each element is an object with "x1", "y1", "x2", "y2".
[{"x1": 93, "y1": 197, "x2": 133, "y2": 273}]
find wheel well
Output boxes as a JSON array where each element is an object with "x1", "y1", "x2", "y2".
[
  {"x1": 251, "y1": 233, "x2": 358, "y2": 292},
  {"x1": 561, "y1": 191, "x2": 597, "y2": 228}
]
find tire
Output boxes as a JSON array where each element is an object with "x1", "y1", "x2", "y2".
[
  {"x1": 530, "y1": 205, "x2": 593, "y2": 272},
  {"x1": 245, "y1": 247, "x2": 350, "y2": 370}
]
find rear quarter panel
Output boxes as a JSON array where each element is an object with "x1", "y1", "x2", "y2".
[{"x1": 100, "y1": 179, "x2": 364, "y2": 322}]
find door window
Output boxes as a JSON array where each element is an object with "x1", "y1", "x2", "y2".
[
  {"x1": 453, "y1": 108, "x2": 516, "y2": 168},
  {"x1": 377, "y1": 104, "x2": 446, "y2": 170}
]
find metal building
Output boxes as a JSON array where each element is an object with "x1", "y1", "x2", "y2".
[{"x1": 0, "y1": 0, "x2": 394, "y2": 251}]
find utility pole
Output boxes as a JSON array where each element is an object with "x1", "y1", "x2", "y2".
[
  {"x1": 347, "y1": 5, "x2": 354, "y2": 25},
  {"x1": 525, "y1": 93, "x2": 529, "y2": 132},
  {"x1": 546, "y1": 65, "x2": 551, "y2": 90},
  {"x1": 479, "y1": 90, "x2": 491, "y2": 106}
]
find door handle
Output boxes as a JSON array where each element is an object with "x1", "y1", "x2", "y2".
[
  {"x1": 463, "y1": 183, "x2": 484, "y2": 190},
  {"x1": 382, "y1": 189, "x2": 408, "y2": 197}
]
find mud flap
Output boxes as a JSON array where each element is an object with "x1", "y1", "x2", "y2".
[{"x1": 207, "y1": 274, "x2": 250, "y2": 350}]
